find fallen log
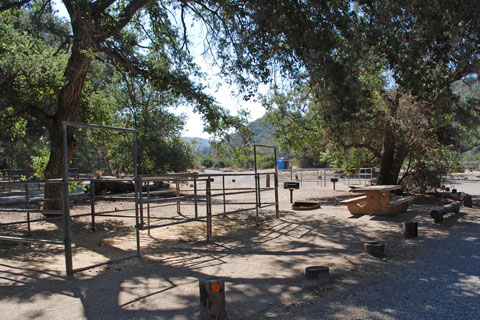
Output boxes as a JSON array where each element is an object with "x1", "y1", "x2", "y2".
[{"x1": 430, "y1": 201, "x2": 461, "y2": 224}]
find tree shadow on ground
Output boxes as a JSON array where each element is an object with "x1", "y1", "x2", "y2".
[
  {"x1": 284, "y1": 210, "x2": 480, "y2": 320},
  {"x1": 0, "y1": 202, "x2": 478, "y2": 319}
]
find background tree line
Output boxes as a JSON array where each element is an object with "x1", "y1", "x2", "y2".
[{"x1": 1, "y1": 0, "x2": 480, "y2": 201}]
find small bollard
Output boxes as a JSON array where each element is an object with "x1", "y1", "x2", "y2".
[
  {"x1": 404, "y1": 222, "x2": 418, "y2": 239},
  {"x1": 199, "y1": 279, "x2": 227, "y2": 320},
  {"x1": 266, "y1": 174, "x2": 270, "y2": 188}
]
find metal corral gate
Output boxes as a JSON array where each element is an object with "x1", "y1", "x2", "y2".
[{"x1": 0, "y1": 122, "x2": 279, "y2": 276}]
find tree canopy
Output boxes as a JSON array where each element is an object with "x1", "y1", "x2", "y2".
[
  {"x1": 0, "y1": 0, "x2": 248, "y2": 208},
  {"x1": 194, "y1": 0, "x2": 480, "y2": 187},
  {"x1": 2, "y1": 0, "x2": 480, "y2": 194}
]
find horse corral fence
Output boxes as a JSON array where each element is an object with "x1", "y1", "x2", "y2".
[
  {"x1": 277, "y1": 167, "x2": 376, "y2": 186},
  {"x1": 0, "y1": 122, "x2": 279, "y2": 276}
]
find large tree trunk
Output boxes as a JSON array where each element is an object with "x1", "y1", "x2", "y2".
[
  {"x1": 376, "y1": 93, "x2": 409, "y2": 185},
  {"x1": 43, "y1": 38, "x2": 92, "y2": 211},
  {"x1": 377, "y1": 122, "x2": 399, "y2": 185}
]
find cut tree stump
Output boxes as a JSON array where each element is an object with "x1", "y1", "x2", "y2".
[
  {"x1": 462, "y1": 194, "x2": 473, "y2": 208},
  {"x1": 305, "y1": 266, "x2": 329, "y2": 279},
  {"x1": 404, "y1": 222, "x2": 418, "y2": 239},
  {"x1": 364, "y1": 242, "x2": 385, "y2": 257}
]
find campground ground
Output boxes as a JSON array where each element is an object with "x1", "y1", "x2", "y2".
[{"x1": 0, "y1": 173, "x2": 479, "y2": 319}]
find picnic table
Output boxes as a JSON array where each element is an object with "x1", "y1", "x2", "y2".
[{"x1": 339, "y1": 185, "x2": 414, "y2": 216}]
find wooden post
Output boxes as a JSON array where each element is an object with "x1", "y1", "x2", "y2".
[
  {"x1": 404, "y1": 222, "x2": 418, "y2": 239},
  {"x1": 266, "y1": 174, "x2": 270, "y2": 188},
  {"x1": 199, "y1": 279, "x2": 227, "y2": 320}
]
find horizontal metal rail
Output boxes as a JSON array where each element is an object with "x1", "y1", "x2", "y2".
[
  {"x1": 0, "y1": 208, "x2": 62, "y2": 214},
  {"x1": 72, "y1": 253, "x2": 140, "y2": 274},
  {"x1": 0, "y1": 235, "x2": 63, "y2": 245},
  {"x1": 259, "y1": 203, "x2": 276, "y2": 209},
  {"x1": 0, "y1": 179, "x2": 63, "y2": 185},
  {"x1": 140, "y1": 216, "x2": 207, "y2": 230},
  {"x1": 93, "y1": 195, "x2": 136, "y2": 200}
]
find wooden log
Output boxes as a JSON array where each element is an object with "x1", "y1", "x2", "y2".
[
  {"x1": 404, "y1": 222, "x2": 418, "y2": 239},
  {"x1": 199, "y1": 279, "x2": 227, "y2": 320},
  {"x1": 430, "y1": 201, "x2": 461, "y2": 224}
]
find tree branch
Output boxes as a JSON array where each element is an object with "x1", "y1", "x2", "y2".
[
  {"x1": 0, "y1": 0, "x2": 31, "y2": 11},
  {"x1": 102, "y1": 0, "x2": 154, "y2": 38},
  {"x1": 91, "y1": 0, "x2": 117, "y2": 13},
  {"x1": 22, "y1": 105, "x2": 54, "y2": 130},
  {"x1": 98, "y1": 43, "x2": 214, "y2": 107}
]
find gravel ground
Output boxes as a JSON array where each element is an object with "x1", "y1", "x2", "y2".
[{"x1": 278, "y1": 208, "x2": 480, "y2": 320}]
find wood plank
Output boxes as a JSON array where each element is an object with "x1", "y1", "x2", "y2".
[
  {"x1": 351, "y1": 185, "x2": 402, "y2": 193},
  {"x1": 387, "y1": 196, "x2": 414, "y2": 206},
  {"x1": 339, "y1": 195, "x2": 367, "y2": 204}
]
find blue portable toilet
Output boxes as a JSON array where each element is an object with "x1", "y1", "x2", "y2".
[{"x1": 277, "y1": 158, "x2": 289, "y2": 170}]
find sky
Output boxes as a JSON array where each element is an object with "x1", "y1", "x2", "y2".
[{"x1": 52, "y1": 1, "x2": 266, "y2": 140}]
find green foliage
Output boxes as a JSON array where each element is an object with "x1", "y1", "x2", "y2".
[
  {"x1": 197, "y1": 0, "x2": 480, "y2": 184},
  {"x1": 30, "y1": 146, "x2": 49, "y2": 179},
  {"x1": 0, "y1": 107, "x2": 27, "y2": 140},
  {"x1": 0, "y1": 10, "x2": 68, "y2": 112},
  {"x1": 201, "y1": 158, "x2": 214, "y2": 168}
]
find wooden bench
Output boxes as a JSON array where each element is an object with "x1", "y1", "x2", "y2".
[
  {"x1": 387, "y1": 196, "x2": 414, "y2": 206},
  {"x1": 387, "y1": 195, "x2": 414, "y2": 213},
  {"x1": 339, "y1": 195, "x2": 367, "y2": 205}
]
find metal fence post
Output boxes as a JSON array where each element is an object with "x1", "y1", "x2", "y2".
[
  {"x1": 222, "y1": 175, "x2": 226, "y2": 214},
  {"x1": 25, "y1": 183, "x2": 31, "y2": 236},
  {"x1": 194, "y1": 176, "x2": 198, "y2": 219},
  {"x1": 206, "y1": 178, "x2": 212, "y2": 241},
  {"x1": 147, "y1": 181, "x2": 151, "y2": 236},
  {"x1": 274, "y1": 148, "x2": 279, "y2": 218},
  {"x1": 176, "y1": 180, "x2": 181, "y2": 214},
  {"x1": 90, "y1": 179, "x2": 96, "y2": 231},
  {"x1": 62, "y1": 123, "x2": 73, "y2": 276}
]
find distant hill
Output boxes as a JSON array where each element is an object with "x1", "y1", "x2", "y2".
[
  {"x1": 182, "y1": 137, "x2": 212, "y2": 155},
  {"x1": 248, "y1": 116, "x2": 276, "y2": 145},
  {"x1": 183, "y1": 115, "x2": 286, "y2": 158}
]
